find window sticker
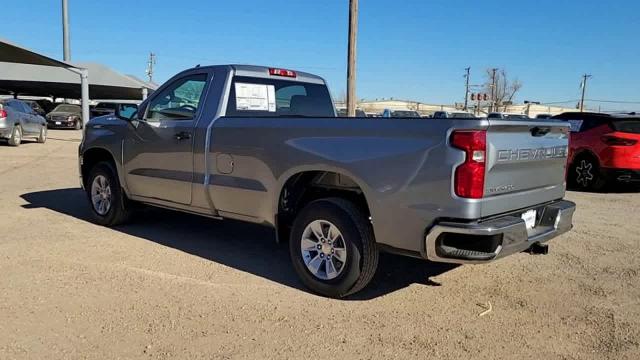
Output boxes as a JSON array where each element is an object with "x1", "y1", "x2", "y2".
[
  {"x1": 235, "y1": 83, "x2": 276, "y2": 112},
  {"x1": 567, "y1": 119, "x2": 583, "y2": 132}
]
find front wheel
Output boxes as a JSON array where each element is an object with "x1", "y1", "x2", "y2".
[
  {"x1": 289, "y1": 198, "x2": 379, "y2": 298},
  {"x1": 86, "y1": 162, "x2": 134, "y2": 226},
  {"x1": 37, "y1": 126, "x2": 47, "y2": 143}
]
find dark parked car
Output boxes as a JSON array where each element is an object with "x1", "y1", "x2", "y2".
[
  {"x1": 0, "y1": 99, "x2": 47, "y2": 146},
  {"x1": 336, "y1": 108, "x2": 366, "y2": 117},
  {"x1": 46, "y1": 104, "x2": 83, "y2": 129}
]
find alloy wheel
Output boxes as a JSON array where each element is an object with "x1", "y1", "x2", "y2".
[{"x1": 300, "y1": 220, "x2": 348, "y2": 280}]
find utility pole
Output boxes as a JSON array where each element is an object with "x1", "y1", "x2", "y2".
[
  {"x1": 580, "y1": 74, "x2": 592, "y2": 112},
  {"x1": 463, "y1": 67, "x2": 470, "y2": 111},
  {"x1": 490, "y1": 68, "x2": 498, "y2": 113},
  {"x1": 62, "y1": 0, "x2": 71, "y2": 61},
  {"x1": 346, "y1": 0, "x2": 358, "y2": 117},
  {"x1": 146, "y1": 53, "x2": 156, "y2": 83}
]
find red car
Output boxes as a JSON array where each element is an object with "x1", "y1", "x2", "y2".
[{"x1": 553, "y1": 112, "x2": 640, "y2": 190}]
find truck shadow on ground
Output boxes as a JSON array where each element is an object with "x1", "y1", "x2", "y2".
[{"x1": 21, "y1": 188, "x2": 457, "y2": 300}]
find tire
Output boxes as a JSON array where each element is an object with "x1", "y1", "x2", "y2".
[
  {"x1": 74, "y1": 119, "x2": 82, "y2": 130},
  {"x1": 37, "y1": 126, "x2": 47, "y2": 144},
  {"x1": 8, "y1": 125, "x2": 22, "y2": 146},
  {"x1": 86, "y1": 161, "x2": 134, "y2": 226},
  {"x1": 289, "y1": 198, "x2": 379, "y2": 298},
  {"x1": 569, "y1": 155, "x2": 606, "y2": 191}
]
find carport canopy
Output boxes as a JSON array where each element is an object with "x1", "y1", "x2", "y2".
[{"x1": 0, "y1": 38, "x2": 156, "y2": 125}]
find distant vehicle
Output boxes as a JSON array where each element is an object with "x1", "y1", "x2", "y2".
[
  {"x1": 22, "y1": 100, "x2": 47, "y2": 117},
  {"x1": 552, "y1": 112, "x2": 640, "y2": 190},
  {"x1": 432, "y1": 111, "x2": 475, "y2": 119},
  {"x1": 535, "y1": 113, "x2": 553, "y2": 119},
  {"x1": 91, "y1": 102, "x2": 140, "y2": 119},
  {"x1": 382, "y1": 109, "x2": 421, "y2": 118},
  {"x1": 487, "y1": 112, "x2": 530, "y2": 120},
  {"x1": 336, "y1": 108, "x2": 366, "y2": 117},
  {"x1": 79, "y1": 64, "x2": 575, "y2": 298},
  {"x1": 0, "y1": 99, "x2": 47, "y2": 146},
  {"x1": 46, "y1": 104, "x2": 83, "y2": 129}
]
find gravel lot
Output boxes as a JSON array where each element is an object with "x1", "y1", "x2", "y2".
[{"x1": 1, "y1": 130, "x2": 639, "y2": 359}]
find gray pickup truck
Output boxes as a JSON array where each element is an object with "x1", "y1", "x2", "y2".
[{"x1": 79, "y1": 65, "x2": 576, "y2": 298}]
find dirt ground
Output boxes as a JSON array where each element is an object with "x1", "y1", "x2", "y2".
[{"x1": 0, "y1": 130, "x2": 639, "y2": 360}]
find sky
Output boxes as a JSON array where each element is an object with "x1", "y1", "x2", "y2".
[{"x1": 2, "y1": 0, "x2": 639, "y2": 111}]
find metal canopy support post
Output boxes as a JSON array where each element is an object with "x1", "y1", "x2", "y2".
[
  {"x1": 142, "y1": 87, "x2": 148, "y2": 100},
  {"x1": 80, "y1": 68, "x2": 89, "y2": 127}
]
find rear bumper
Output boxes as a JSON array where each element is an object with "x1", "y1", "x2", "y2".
[
  {"x1": 425, "y1": 200, "x2": 576, "y2": 264},
  {"x1": 602, "y1": 168, "x2": 640, "y2": 183}
]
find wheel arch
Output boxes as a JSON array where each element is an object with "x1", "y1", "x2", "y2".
[
  {"x1": 274, "y1": 167, "x2": 373, "y2": 244},
  {"x1": 81, "y1": 147, "x2": 121, "y2": 190}
]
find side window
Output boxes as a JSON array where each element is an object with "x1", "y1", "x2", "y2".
[
  {"x1": 567, "y1": 119, "x2": 583, "y2": 132},
  {"x1": 146, "y1": 74, "x2": 207, "y2": 121},
  {"x1": 118, "y1": 104, "x2": 138, "y2": 120}
]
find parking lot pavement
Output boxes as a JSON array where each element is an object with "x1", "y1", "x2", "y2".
[{"x1": 1, "y1": 129, "x2": 639, "y2": 359}]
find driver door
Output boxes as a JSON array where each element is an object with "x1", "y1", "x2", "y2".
[{"x1": 123, "y1": 73, "x2": 208, "y2": 205}]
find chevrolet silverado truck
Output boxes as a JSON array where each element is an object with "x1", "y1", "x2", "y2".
[{"x1": 79, "y1": 65, "x2": 576, "y2": 298}]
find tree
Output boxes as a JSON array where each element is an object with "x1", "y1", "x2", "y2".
[{"x1": 483, "y1": 69, "x2": 523, "y2": 110}]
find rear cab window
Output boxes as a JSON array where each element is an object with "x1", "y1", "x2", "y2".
[{"x1": 225, "y1": 76, "x2": 335, "y2": 117}]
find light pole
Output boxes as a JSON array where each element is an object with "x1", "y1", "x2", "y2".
[
  {"x1": 463, "y1": 67, "x2": 470, "y2": 111},
  {"x1": 346, "y1": 0, "x2": 358, "y2": 117},
  {"x1": 62, "y1": 0, "x2": 71, "y2": 61}
]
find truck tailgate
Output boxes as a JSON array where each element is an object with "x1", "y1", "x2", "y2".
[{"x1": 482, "y1": 120, "x2": 570, "y2": 216}]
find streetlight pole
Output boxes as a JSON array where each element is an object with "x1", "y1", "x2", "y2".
[
  {"x1": 62, "y1": 0, "x2": 71, "y2": 61},
  {"x1": 580, "y1": 74, "x2": 592, "y2": 112},
  {"x1": 346, "y1": 0, "x2": 358, "y2": 117},
  {"x1": 463, "y1": 67, "x2": 470, "y2": 111}
]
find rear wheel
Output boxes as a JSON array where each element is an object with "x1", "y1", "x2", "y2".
[
  {"x1": 37, "y1": 126, "x2": 47, "y2": 144},
  {"x1": 569, "y1": 156, "x2": 606, "y2": 191},
  {"x1": 8, "y1": 125, "x2": 22, "y2": 146},
  {"x1": 86, "y1": 161, "x2": 134, "y2": 226},
  {"x1": 289, "y1": 198, "x2": 378, "y2": 298}
]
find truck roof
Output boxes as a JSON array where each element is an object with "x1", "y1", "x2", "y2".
[{"x1": 176, "y1": 64, "x2": 327, "y2": 85}]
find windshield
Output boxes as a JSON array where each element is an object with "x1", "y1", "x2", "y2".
[
  {"x1": 504, "y1": 114, "x2": 529, "y2": 120},
  {"x1": 391, "y1": 111, "x2": 420, "y2": 118},
  {"x1": 53, "y1": 104, "x2": 80, "y2": 113},
  {"x1": 451, "y1": 112, "x2": 475, "y2": 118}
]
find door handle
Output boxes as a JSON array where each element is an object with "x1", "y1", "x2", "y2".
[{"x1": 175, "y1": 131, "x2": 192, "y2": 141}]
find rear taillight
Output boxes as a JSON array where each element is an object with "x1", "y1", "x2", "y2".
[
  {"x1": 601, "y1": 135, "x2": 638, "y2": 146},
  {"x1": 0, "y1": 109, "x2": 6, "y2": 119},
  {"x1": 451, "y1": 130, "x2": 486, "y2": 199},
  {"x1": 269, "y1": 68, "x2": 297, "y2": 78}
]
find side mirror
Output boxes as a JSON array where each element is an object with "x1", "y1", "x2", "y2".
[{"x1": 114, "y1": 104, "x2": 138, "y2": 121}]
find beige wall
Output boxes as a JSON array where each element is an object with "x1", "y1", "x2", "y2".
[{"x1": 336, "y1": 100, "x2": 579, "y2": 117}]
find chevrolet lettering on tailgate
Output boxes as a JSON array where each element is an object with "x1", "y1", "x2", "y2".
[{"x1": 497, "y1": 145, "x2": 568, "y2": 162}]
